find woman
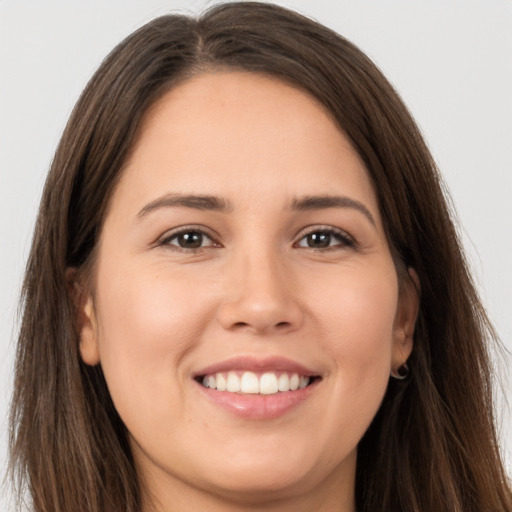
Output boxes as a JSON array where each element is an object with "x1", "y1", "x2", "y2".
[{"x1": 9, "y1": 2, "x2": 511, "y2": 511}]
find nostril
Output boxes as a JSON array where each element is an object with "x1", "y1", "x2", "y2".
[
  {"x1": 233, "y1": 321, "x2": 250, "y2": 328},
  {"x1": 228, "y1": 320, "x2": 291, "y2": 332}
]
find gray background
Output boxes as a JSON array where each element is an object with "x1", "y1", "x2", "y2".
[{"x1": 1, "y1": 0, "x2": 511, "y2": 508}]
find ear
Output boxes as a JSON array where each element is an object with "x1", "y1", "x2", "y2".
[
  {"x1": 66, "y1": 268, "x2": 101, "y2": 366},
  {"x1": 392, "y1": 268, "x2": 420, "y2": 371}
]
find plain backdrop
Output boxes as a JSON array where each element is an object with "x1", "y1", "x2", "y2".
[{"x1": 1, "y1": 0, "x2": 511, "y2": 508}]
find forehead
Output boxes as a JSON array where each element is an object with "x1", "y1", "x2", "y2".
[{"x1": 113, "y1": 71, "x2": 379, "y2": 219}]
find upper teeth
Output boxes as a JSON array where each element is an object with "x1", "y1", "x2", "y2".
[{"x1": 201, "y1": 371, "x2": 310, "y2": 395}]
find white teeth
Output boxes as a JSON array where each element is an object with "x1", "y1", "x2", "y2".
[
  {"x1": 216, "y1": 373, "x2": 227, "y2": 391},
  {"x1": 260, "y1": 373, "x2": 278, "y2": 394},
  {"x1": 201, "y1": 371, "x2": 311, "y2": 394},
  {"x1": 278, "y1": 373, "x2": 290, "y2": 391},
  {"x1": 240, "y1": 371, "x2": 259, "y2": 394},
  {"x1": 226, "y1": 372, "x2": 241, "y2": 392}
]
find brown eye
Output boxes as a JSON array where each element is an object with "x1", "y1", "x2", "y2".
[
  {"x1": 305, "y1": 231, "x2": 332, "y2": 248},
  {"x1": 163, "y1": 230, "x2": 217, "y2": 250},
  {"x1": 175, "y1": 232, "x2": 204, "y2": 248},
  {"x1": 296, "y1": 229, "x2": 354, "y2": 249}
]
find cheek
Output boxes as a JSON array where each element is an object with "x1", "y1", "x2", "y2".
[
  {"x1": 92, "y1": 262, "x2": 213, "y2": 425},
  {"x1": 312, "y1": 260, "x2": 398, "y2": 343},
  {"x1": 308, "y1": 265, "x2": 398, "y2": 438}
]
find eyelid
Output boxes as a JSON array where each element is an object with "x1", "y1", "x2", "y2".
[
  {"x1": 293, "y1": 225, "x2": 356, "y2": 248},
  {"x1": 157, "y1": 225, "x2": 222, "y2": 248},
  {"x1": 155, "y1": 224, "x2": 355, "y2": 250}
]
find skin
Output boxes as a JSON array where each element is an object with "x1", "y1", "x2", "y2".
[{"x1": 77, "y1": 71, "x2": 419, "y2": 512}]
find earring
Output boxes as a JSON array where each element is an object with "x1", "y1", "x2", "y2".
[{"x1": 391, "y1": 363, "x2": 409, "y2": 380}]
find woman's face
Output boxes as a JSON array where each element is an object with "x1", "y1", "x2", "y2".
[{"x1": 79, "y1": 72, "x2": 418, "y2": 509}]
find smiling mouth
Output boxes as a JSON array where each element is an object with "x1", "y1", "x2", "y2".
[{"x1": 195, "y1": 371, "x2": 319, "y2": 395}]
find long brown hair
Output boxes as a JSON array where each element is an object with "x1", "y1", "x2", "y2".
[{"x1": 9, "y1": 3, "x2": 511, "y2": 511}]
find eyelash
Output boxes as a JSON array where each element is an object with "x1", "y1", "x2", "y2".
[
  {"x1": 158, "y1": 225, "x2": 356, "y2": 252},
  {"x1": 293, "y1": 226, "x2": 356, "y2": 250},
  {"x1": 159, "y1": 226, "x2": 220, "y2": 252}
]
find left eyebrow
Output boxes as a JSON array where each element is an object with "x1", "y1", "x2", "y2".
[
  {"x1": 291, "y1": 195, "x2": 376, "y2": 226},
  {"x1": 136, "y1": 193, "x2": 234, "y2": 219}
]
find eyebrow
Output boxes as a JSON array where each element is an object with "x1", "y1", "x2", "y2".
[
  {"x1": 136, "y1": 192, "x2": 376, "y2": 226},
  {"x1": 291, "y1": 195, "x2": 376, "y2": 226},
  {"x1": 136, "y1": 193, "x2": 233, "y2": 219}
]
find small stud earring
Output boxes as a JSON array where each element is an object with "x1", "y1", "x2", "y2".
[{"x1": 391, "y1": 363, "x2": 409, "y2": 380}]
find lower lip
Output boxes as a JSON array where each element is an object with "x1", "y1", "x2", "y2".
[{"x1": 195, "y1": 380, "x2": 319, "y2": 419}]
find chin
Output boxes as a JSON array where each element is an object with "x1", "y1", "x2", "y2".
[
  {"x1": 204, "y1": 465, "x2": 314, "y2": 504},
  {"x1": 196, "y1": 446, "x2": 341, "y2": 503}
]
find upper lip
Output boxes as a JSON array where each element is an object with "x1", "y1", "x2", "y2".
[{"x1": 193, "y1": 355, "x2": 320, "y2": 378}]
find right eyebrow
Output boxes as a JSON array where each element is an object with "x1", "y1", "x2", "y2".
[
  {"x1": 291, "y1": 194, "x2": 376, "y2": 226},
  {"x1": 136, "y1": 193, "x2": 234, "y2": 220}
]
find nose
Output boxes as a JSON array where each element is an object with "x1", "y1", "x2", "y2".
[{"x1": 217, "y1": 250, "x2": 304, "y2": 335}]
